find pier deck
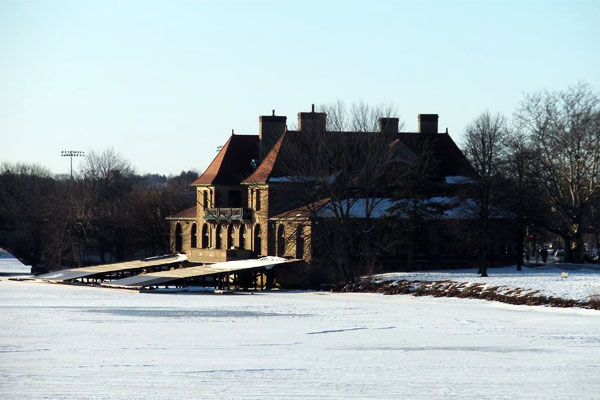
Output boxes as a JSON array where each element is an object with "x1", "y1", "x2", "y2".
[
  {"x1": 37, "y1": 254, "x2": 187, "y2": 282},
  {"x1": 104, "y1": 256, "x2": 297, "y2": 289}
]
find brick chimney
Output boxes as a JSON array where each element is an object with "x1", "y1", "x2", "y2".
[
  {"x1": 418, "y1": 114, "x2": 439, "y2": 134},
  {"x1": 378, "y1": 117, "x2": 399, "y2": 133},
  {"x1": 259, "y1": 110, "x2": 287, "y2": 159},
  {"x1": 298, "y1": 104, "x2": 327, "y2": 132}
]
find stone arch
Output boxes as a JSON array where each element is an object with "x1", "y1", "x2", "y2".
[
  {"x1": 227, "y1": 224, "x2": 234, "y2": 249},
  {"x1": 239, "y1": 224, "x2": 246, "y2": 250},
  {"x1": 254, "y1": 224, "x2": 262, "y2": 256},
  {"x1": 175, "y1": 223, "x2": 183, "y2": 252},
  {"x1": 215, "y1": 224, "x2": 222, "y2": 249},
  {"x1": 277, "y1": 224, "x2": 285, "y2": 257},
  {"x1": 201, "y1": 223, "x2": 209, "y2": 248},
  {"x1": 190, "y1": 223, "x2": 197, "y2": 248}
]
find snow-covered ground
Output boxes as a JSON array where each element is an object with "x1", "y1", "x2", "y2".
[
  {"x1": 373, "y1": 264, "x2": 600, "y2": 302},
  {"x1": 1, "y1": 279, "x2": 600, "y2": 399}
]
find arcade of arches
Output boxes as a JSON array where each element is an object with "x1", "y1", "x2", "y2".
[{"x1": 169, "y1": 220, "x2": 307, "y2": 261}]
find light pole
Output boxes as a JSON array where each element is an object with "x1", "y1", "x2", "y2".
[{"x1": 61, "y1": 150, "x2": 85, "y2": 179}]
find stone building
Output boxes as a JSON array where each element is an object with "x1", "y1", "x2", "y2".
[{"x1": 168, "y1": 106, "x2": 514, "y2": 269}]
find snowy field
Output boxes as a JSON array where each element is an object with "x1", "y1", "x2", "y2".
[
  {"x1": 1, "y1": 278, "x2": 600, "y2": 399},
  {"x1": 373, "y1": 264, "x2": 600, "y2": 302}
]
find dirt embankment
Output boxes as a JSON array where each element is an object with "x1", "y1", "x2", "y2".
[{"x1": 336, "y1": 279, "x2": 600, "y2": 310}]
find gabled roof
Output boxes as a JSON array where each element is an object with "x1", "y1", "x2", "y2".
[
  {"x1": 243, "y1": 130, "x2": 288, "y2": 184},
  {"x1": 243, "y1": 130, "x2": 418, "y2": 185},
  {"x1": 193, "y1": 134, "x2": 259, "y2": 185},
  {"x1": 397, "y1": 132, "x2": 476, "y2": 178},
  {"x1": 166, "y1": 205, "x2": 197, "y2": 220}
]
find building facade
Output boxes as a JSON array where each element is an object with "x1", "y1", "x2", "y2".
[{"x1": 168, "y1": 107, "x2": 514, "y2": 269}]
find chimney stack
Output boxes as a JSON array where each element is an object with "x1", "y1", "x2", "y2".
[
  {"x1": 378, "y1": 117, "x2": 399, "y2": 133},
  {"x1": 298, "y1": 104, "x2": 327, "y2": 132},
  {"x1": 259, "y1": 111, "x2": 287, "y2": 159},
  {"x1": 418, "y1": 114, "x2": 439, "y2": 134}
]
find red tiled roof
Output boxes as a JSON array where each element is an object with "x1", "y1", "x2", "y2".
[
  {"x1": 167, "y1": 205, "x2": 197, "y2": 220},
  {"x1": 243, "y1": 128, "x2": 473, "y2": 185},
  {"x1": 242, "y1": 130, "x2": 287, "y2": 184},
  {"x1": 243, "y1": 130, "x2": 418, "y2": 184},
  {"x1": 193, "y1": 134, "x2": 259, "y2": 185}
]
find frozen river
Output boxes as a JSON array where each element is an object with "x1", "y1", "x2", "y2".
[{"x1": 1, "y1": 280, "x2": 599, "y2": 399}]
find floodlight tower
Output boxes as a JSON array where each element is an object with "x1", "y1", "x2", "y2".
[{"x1": 61, "y1": 150, "x2": 85, "y2": 179}]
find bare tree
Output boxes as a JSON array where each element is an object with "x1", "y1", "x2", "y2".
[
  {"x1": 0, "y1": 163, "x2": 54, "y2": 270},
  {"x1": 81, "y1": 148, "x2": 135, "y2": 182},
  {"x1": 320, "y1": 100, "x2": 404, "y2": 132},
  {"x1": 387, "y1": 140, "x2": 445, "y2": 271},
  {"x1": 462, "y1": 111, "x2": 510, "y2": 276},
  {"x1": 79, "y1": 148, "x2": 137, "y2": 263},
  {"x1": 504, "y1": 132, "x2": 540, "y2": 270},
  {"x1": 516, "y1": 83, "x2": 600, "y2": 262},
  {"x1": 275, "y1": 101, "x2": 410, "y2": 282}
]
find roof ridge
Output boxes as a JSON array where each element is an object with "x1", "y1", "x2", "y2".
[
  {"x1": 243, "y1": 130, "x2": 287, "y2": 184},
  {"x1": 191, "y1": 134, "x2": 234, "y2": 186}
]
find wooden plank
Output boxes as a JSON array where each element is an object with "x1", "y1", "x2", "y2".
[
  {"x1": 37, "y1": 254, "x2": 187, "y2": 282},
  {"x1": 106, "y1": 257, "x2": 298, "y2": 288}
]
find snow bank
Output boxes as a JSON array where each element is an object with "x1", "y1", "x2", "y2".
[{"x1": 373, "y1": 265, "x2": 600, "y2": 301}]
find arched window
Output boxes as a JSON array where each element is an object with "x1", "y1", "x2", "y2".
[
  {"x1": 227, "y1": 224, "x2": 234, "y2": 249},
  {"x1": 175, "y1": 223, "x2": 183, "y2": 252},
  {"x1": 255, "y1": 189, "x2": 261, "y2": 210},
  {"x1": 268, "y1": 223, "x2": 275, "y2": 256},
  {"x1": 191, "y1": 223, "x2": 197, "y2": 248},
  {"x1": 277, "y1": 224, "x2": 285, "y2": 257},
  {"x1": 254, "y1": 224, "x2": 262, "y2": 256},
  {"x1": 239, "y1": 224, "x2": 246, "y2": 250},
  {"x1": 296, "y1": 225, "x2": 305, "y2": 259},
  {"x1": 201, "y1": 223, "x2": 209, "y2": 248},
  {"x1": 215, "y1": 224, "x2": 222, "y2": 249}
]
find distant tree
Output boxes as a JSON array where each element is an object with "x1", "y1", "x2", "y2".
[
  {"x1": 78, "y1": 148, "x2": 136, "y2": 262},
  {"x1": 462, "y1": 111, "x2": 510, "y2": 276},
  {"x1": 516, "y1": 83, "x2": 600, "y2": 262},
  {"x1": 127, "y1": 170, "x2": 198, "y2": 255},
  {"x1": 0, "y1": 163, "x2": 54, "y2": 270},
  {"x1": 321, "y1": 100, "x2": 404, "y2": 132}
]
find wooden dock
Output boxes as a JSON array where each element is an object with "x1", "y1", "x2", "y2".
[
  {"x1": 103, "y1": 257, "x2": 298, "y2": 290},
  {"x1": 37, "y1": 254, "x2": 187, "y2": 283}
]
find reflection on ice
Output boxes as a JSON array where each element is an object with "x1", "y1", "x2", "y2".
[{"x1": 86, "y1": 307, "x2": 305, "y2": 319}]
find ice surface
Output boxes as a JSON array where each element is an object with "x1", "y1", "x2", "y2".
[{"x1": 1, "y1": 280, "x2": 599, "y2": 399}]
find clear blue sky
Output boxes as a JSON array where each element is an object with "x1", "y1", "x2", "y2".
[{"x1": 1, "y1": 0, "x2": 599, "y2": 176}]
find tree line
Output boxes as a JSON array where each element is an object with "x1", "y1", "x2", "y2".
[{"x1": 0, "y1": 148, "x2": 197, "y2": 273}]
